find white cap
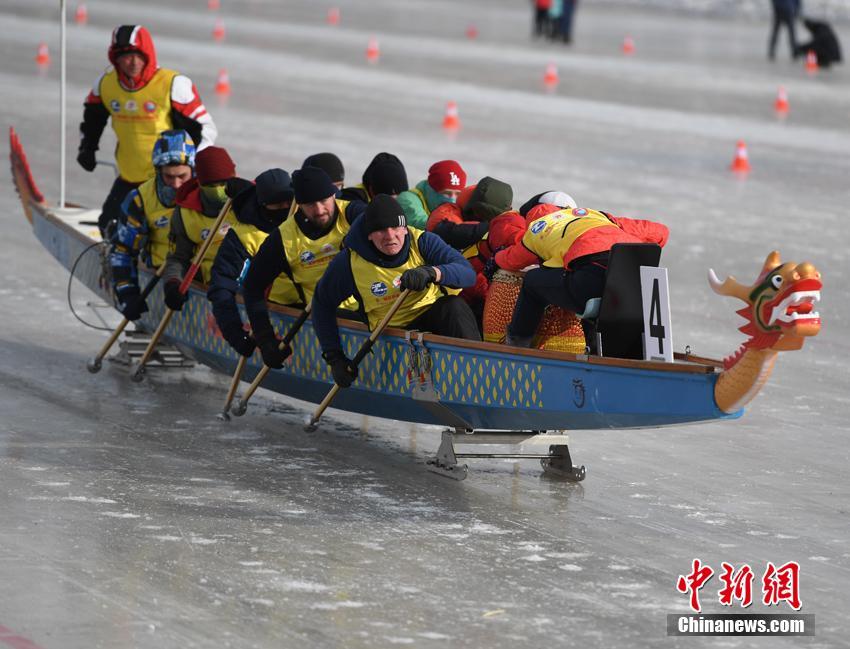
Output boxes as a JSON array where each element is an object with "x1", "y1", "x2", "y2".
[{"x1": 538, "y1": 191, "x2": 577, "y2": 209}]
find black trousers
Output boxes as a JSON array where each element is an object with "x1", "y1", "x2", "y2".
[
  {"x1": 98, "y1": 176, "x2": 139, "y2": 238},
  {"x1": 508, "y1": 264, "x2": 606, "y2": 338},
  {"x1": 407, "y1": 295, "x2": 481, "y2": 341},
  {"x1": 769, "y1": 10, "x2": 798, "y2": 60}
]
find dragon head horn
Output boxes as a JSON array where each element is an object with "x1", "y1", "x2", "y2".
[{"x1": 707, "y1": 268, "x2": 749, "y2": 301}]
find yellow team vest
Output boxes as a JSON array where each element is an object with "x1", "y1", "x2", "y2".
[
  {"x1": 350, "y1": 229, "x2": 446, "y2": 330},
  {"x1": 280, "y1": 200, "x2": 356, "y2": 306},
  {"x1": 462, "y1": 231, "x2": 488, "y2": 261},
  {"x1": 411, "y1": 187, "x2": 429, "y2": 214},
  {"x1": 134, "y1": 178, "x2": 173, "y2": 267},
  {"x1": 179, "y1": 204, "x2": 238, "y2": 283},
  {"x1": 522, "y1": 208, "x2": 618, "y2": 268},
  {"x1": 229, "y1": 220, "x2": 301, "y2": 305},
  {"x1": 100, "y1": 68, "x2": 179, "y2": 183}
]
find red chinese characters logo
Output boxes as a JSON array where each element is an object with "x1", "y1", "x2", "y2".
[{"x1": 677, "y1": 560, "x2": 802, "y2": 612}]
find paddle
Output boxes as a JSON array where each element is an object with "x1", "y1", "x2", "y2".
[
  {"x1": 230, "y1": 303, "x2": 312, "y2": 417},
  {"x1": 131, "y1": 197, "x2": 232, "y2": 382},
  {"x1": 220, "y1": 200, "x2": 299, "y2": 418},
  {"x1": 87, "y1": 264, "x2": 166, "y2": 373},
  {"x1": 304, "y1": 289, "x2": 410, "y2": 431}
]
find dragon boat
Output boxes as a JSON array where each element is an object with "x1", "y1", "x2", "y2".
[{"x1": 9, "y1": 128, "x2": 823, "y2": 480}]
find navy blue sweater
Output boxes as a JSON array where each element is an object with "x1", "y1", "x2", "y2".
[{"x1": 312, "y1": 217, "x2": 476, "y2": 354}]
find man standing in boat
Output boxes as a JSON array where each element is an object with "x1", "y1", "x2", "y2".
[
  {"x1": 207, "y1": 169, "x2": 301, "y2": 358},
  {"x1": 162, "y1": 146, "x2": 238, "y2": 312},
  {"x1": 109, "y1": 129, "x2": 196, "y2": 322},
  {"x1": 312, "y1": 195, "x2": 480, "y2": 389},
  {"x1": 77, "y1": 25, "x2": 218, "y2": 238},
  {"x1": 495, "y1": 205, "x2": 668, "y2": 347},
  {"x1": 242, "y1": 167, "x2": 366, "y2": 369}
]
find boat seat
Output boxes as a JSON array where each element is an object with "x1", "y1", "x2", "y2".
[
  {"x1": 577, "y1": 297, "x2": 601, "y2": 320},
  {"x1": 583, "y1": 243, "x2": 662, "y2": 359}
]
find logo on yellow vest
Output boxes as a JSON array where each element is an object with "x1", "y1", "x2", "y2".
[
  {"x1": 530, "y1": 219, "x2": 546, "y2": 234},
  {"x1": 125, "y1": 99, "x2": 138, "y2": 112},
  {"x1": 110, "y1": 99, "x2": 121, "y2": 112},
  {"x1": 572, "y1": 208, "x2": 588, "y2": 216},
  {"x1": 154, "y1": 216, "x2": 168, "y2": 228},
  {"x1": 371, "y1": 281, "x2": 388, "y2": 297},
  {"x1": 144, "y1": 101, "x2": 156, "y2": 113}
]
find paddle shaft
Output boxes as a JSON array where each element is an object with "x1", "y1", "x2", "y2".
[
  {"x1": 134, "y1": 198, "x2": 233, "y2": 375},
  {"x1": 221, "y1": 353, "x2": 248, "y2": 415},
  {"x1": 92, "y1": 264, "x2": 166, "y2": 366},
  {"x1": 237, "y1": 303, "x2": 312, "y2": 409},
  {"x1": 308, "y1": 289, "x2": 411, "y2": 428}
]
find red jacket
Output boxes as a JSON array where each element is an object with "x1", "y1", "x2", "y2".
[{"x1": 495, "y1": 208, "x2": 669, "y2": 271}]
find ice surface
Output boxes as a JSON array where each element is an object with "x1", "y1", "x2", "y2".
[{"x1": 1, "y1": 1, "x2": 848, "y2": 648}]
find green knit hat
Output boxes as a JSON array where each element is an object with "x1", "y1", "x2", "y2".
[{"x1": 463, "y1": 176, "x2": 513, "y2": 221}]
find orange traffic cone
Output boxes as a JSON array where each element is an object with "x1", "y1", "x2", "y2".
[
  {"x1": 805, "y1": 50, "x2": 818, "y2": 73},
  {"x1": 622, "y1": 35, "x2": 635, "y2": 55},
  {"x1": 774, "y1": 86, "x2": 789, "y2": 116},
  {"x1": 442, "y1": 101, "x2": 460, "y2": 131},
  {"x1": 208, "y1": 0, "x2": 220, "y2": 9},
  {"x1": 366, "y1": 37, "x2": 380, "y2": 63},
  {"x1": 730, "y1": 140, "x2": 751, "y2": 174},
  {"x1": 74, "y1": 3, "x2": 88, "y2": 25},
  {"x1": 213, "y1": 17, "x2": 225, "y2": 42},
  {"x1": 35, "y1": 42, "x2": 50, "y2": 66},
  {"x1": 466, "y1": 24, "x2": 478, "y2": 39},
  {"x1": 327, "y1": 8, "x2": 340, "y2": 26},
  {"x1": 543, "y1": 62, "x2": 559, "y2": 90},
  {"x1": 215, "y1": 68, "x2": 231, "y2": 96}
]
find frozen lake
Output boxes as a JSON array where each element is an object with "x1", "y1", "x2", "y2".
[{"x1": 1, "y1": 1, "x2": 848, "y2": 647}]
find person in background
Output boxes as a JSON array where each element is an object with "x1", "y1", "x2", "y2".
[
  {"x1": 397, "y1": 160, "x2": 467, "y2": 230},
  {"x1": 796, "y1": 16, "x2": 842, "y2": 67},
  {"x1": 339, "y1": 152, "x2": 409, "y2": 203},
  {"x1": 768, "y1": 0, "x2": 801, "y2": 61},
  {"x1": 302, "y1": 152, "x2": 345, "y2": 191},
  {"x1": 78, "y1": 25, "x2": 217, "y2": 237},
  {"x1": 108, "y1": 129, "x2": 196, "y2": 321},
  {"x1": 532, "y1": 0, "x2": 553, "y2": 38}
]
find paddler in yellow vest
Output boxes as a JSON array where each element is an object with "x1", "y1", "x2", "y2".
[
  {"x1": 207, "y1": 169, "x2": 300, "y2": 358},
  {"x1": 312, "y1": 195, "x2": 480, "y2": 388},
  {"x1": 161, "y1": 146, "x2": 238, "y2": 312},
  {"x1": 493, "y1": 204, "x2": 669, "y2": 347},
  {"x1": 243, "y1": 167, "x2": 367, "y2": 369},
  {"x1": 108, "y1": 129, "x2": 196, "y2": 321},
  {"x1": 77, "y1": 25, "x2": 218, "y2": 237},
  {"x1": 339, "y1": 152, "x2": 409, "y2": 203}
]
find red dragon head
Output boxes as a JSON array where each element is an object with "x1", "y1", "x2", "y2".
[{"x1": 709, "y1": 251, "x2": 821, "y2": 362}]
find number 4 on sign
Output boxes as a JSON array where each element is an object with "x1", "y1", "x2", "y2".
[{"x1": 640, "y1": 266, "x2": 674, "y2": 362}]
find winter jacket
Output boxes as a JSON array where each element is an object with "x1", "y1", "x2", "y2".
[
  {"x1": 312, "y1": 216, "x2": 475, "y2": 354},
  {"x1": 79, "y1": 25, "x2": 217, "y2": 183},
  {"x1": 397, "y1": 180, "x2": 453, "y2": 230}
]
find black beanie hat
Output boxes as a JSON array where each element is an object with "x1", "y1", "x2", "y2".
[
  {"x1": 292, "y1": 166, "x2": 338, "y2": 204},
  {"x1": 302, "y1": 152, "x2": 344, "y2": 184},
  {"x1": 364, "y1": 194, "x2": 407, "y2": 234},
  {"x1": 255, "y1": 168, "x2": 293, "y2": 205},
  {"x1": 363, "y1": 152, "x2": 408, "y2": 195},
  {"x1": 369, "y1": 161, "x2": 409, "y2": 195}
]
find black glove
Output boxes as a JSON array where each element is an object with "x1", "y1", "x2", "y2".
[
  {"x1": 76, "y1": 146, "x2": 97, "y2": 172},
  {"x1": 400, "y1": 266, "x2": 437, "y2": 291},
  {"x1": 163, "y1": 280, "x2": 188, "y2": 311},
  {"x1": 117, "y1": 287, "x2": 148, "y2": 321},
  {"x1": 258, "y1": 337, "x2": 292, "y2": 369},
  {"x1": 228, "y1": 332, "x2": 257, "y2": 358},
  {"x1": 482, "y1": 256, "x2": 500, "y2": 282},
  {"x1": 323, "y1": 350, "x2": 358, "y2": 388}
]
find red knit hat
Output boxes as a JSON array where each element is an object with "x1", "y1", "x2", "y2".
[
  {"x1": 195, "y1": 146, "x2": 236, "y2": 185},
  {"x1": 427, "y1": 160, "x2": 466, "y2": 192}
]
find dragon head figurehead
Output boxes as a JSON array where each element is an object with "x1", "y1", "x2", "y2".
[{"x1": 709, "y1": 251, "x2": 821, "y2": 378}]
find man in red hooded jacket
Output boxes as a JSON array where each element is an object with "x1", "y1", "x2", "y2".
[{"x1": 78, "y1": 25, "x2": 218, "y2": 237}]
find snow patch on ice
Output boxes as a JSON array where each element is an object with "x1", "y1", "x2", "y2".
[
  {"x1": 190, "y1": 537, "x2": 218, "y2": 545},
  {"x1": 244, "y1": 598, "x2": 275, "y2": 607},
  {"x1": 517, "y1": 543, "x2": 546, "y2": 552},
  {"x1": 559, "y1": 564, "x2": 583, "y2": 572},
  {"x1": 776, "y1": 534, "x2": 798, "y2": 540},
  {"x1": 808, "y1": 556, "x2": 830, "y2": 562},
  {"x1": 417, "y1": 632, "x2": 451, "y2": 640},
  {"x1": 522, "y1": 554, "x2": 547, "y2": 562},
  {"x1": 23, "y1": 466, "x2": 48, "y2": 471},
  {"x1": 746, "y1": 530, "x2": 769, "y2": 536},
  {"x1": 239, "y1": 561, "x2": 264, "y2": 566},
  {"x1": 310, "y1": 601, "x2": 366, "y2": 610},
  {"x1": 273, "y1": 579, "x2": 330, "y2": 593},
  {"x1": 150, "y1": 535, "x2": 182, "y2": 542},
  {"x1": 609, "y1": 564, "x2": 631, "y2": 571},
  {"x1": 37, "y1": 481, "x2": 70, "y2": 486},
  {"x1": 101, "y1": 512, "x2": 140, "y2": 518},
  {"x1": 470, "y1": 522, "x2": 510, "y2": 535},
  {"x1": 383, "y1": 637, "x2": 415, "y2": 645},
  {"x1": 63, "y1": 496, "x2": 118, "y2": 504}
]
